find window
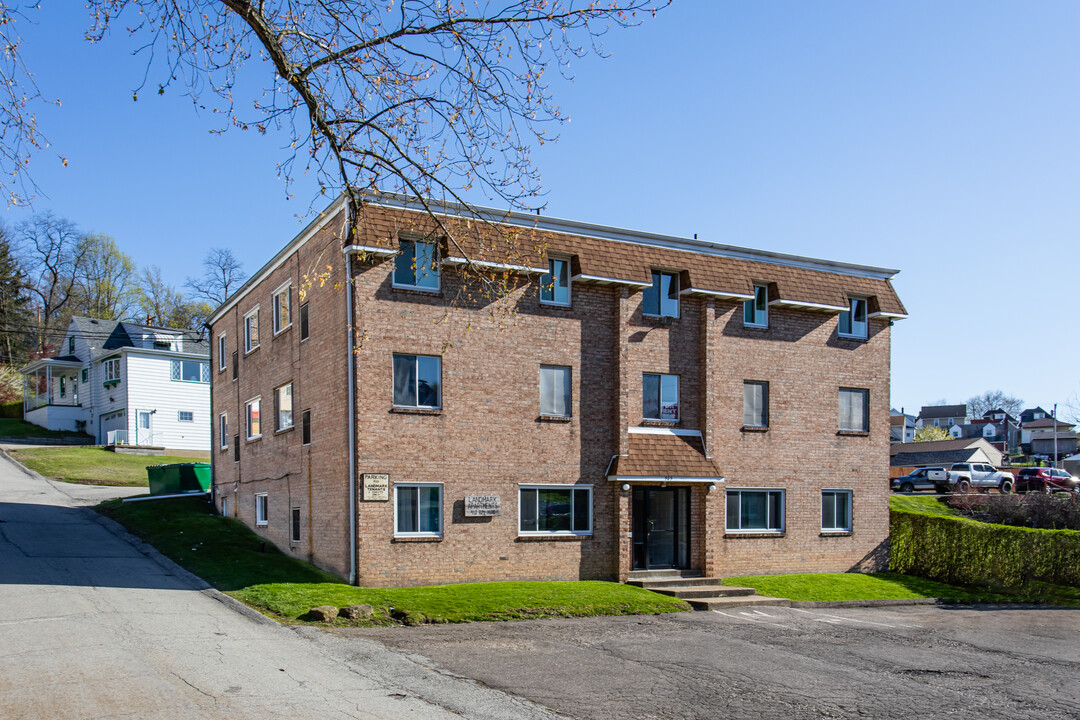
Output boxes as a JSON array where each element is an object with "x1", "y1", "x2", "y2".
[
  {"x1": 822, "y1": 490, "x2": 852, "y2": 532},
  {"x1": 103, "y1": 358, "x2": 121, "y2": 383},
  {"x1": 291, "y1": 507, "x2": 301, "y2": 543},
  {"x1": 275, "y1": 383, "x2": 294, "y2": 431},
  {"x1": 839, "y1": 388, "x2": 869, "y2": 432},
  {"x1": 246, "y1": 397, "x2": 262, "y2": 439},
  {"x1": 393, "y1": 237, "x2": 439, "y2": 290},
  {"x1": 539, "y1": 365, "x2": 571, "y2": 417},
  {"x1": 244, "y1": 308, "x2": 260, "y2": 352},
  {"x1": 273, "y1": 283, "x2": 292, "y2": 333},
  {"x1": 299, "y1": 302, "x2": 310, "y2": 341},
  {"x1": 231, "y1": 351, "x2": 238, "y2": 380},
  {"x1": 519, "y1": 485, "x2": 592, "y2": 535},
  {"x1": 171, "y1": 360, "x2": 210, "y2": 383},
  {"x1": 233, "y1": 435, "x2": 240, "y2": 462},
  {"x1": 59, "y1": 377, "x2": 66, "y2": 397},
  {"x1": 838, "y1": 297, "x2": 868, "y2": 339},
  {"x1": 178, "y1": 411, "x2": 194, "y2": 423},
  {"x1": 221, "y1": 497, "x2": 228, "y2": 518},
  {"x1": 219, "y1": 413, "x2": 228, "y2": 450},
  {"x1": 301, "y1": 409, "x2": 311, "y2": 445},
  {"x1": 726, "y1": 489, "x2": 784, "y2": 533},
  {"x1": 743, "y1": 381, "x2": 769, "y2": 428},
  {"x1": 218, "y1": 335, "x2": 226, "y2": 370},
  {"x1": 743, "y1": 284, "x2": 768, "y2": 327},
  {"x1": 540, "y1": 257, "x2": 570, "y2": 306},
  {"x1": 643, "y1": 373, "x2": 679, "y2": 421},
  {"x1": 394, "y1": 484, "x2": 442, "y2": 536},
  {"x1": 393, "y1": 354, "x2": 441, "y2": 409},
  {"x1": 641, "y1": 271, "x2": 679, "y2": 318},
  {"x1": 81, "y1": 368, "x2": 88, "y2": 383},
  {"x1": 68, "y1": 337, "x2": 74, "y2": 354},
  {"x1": 255, "y1": 493, "x2": 268, "y2": 526}
]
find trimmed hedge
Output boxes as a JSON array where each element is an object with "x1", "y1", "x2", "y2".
[
  {"x1": 891, "y1": 508, "x2": 1080, "y2": 589},
  {"x1": 0, "y1": 400, "x2": 21, "y2": 419}
]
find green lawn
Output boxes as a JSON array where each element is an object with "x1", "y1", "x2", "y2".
[
  {"x1": 723, "y1": 572, "x2": 1019, "y2": 603},
  {"x1": 97, "y1": 495, "x2": 691, "y2": 626},
  {"x1": 889, "y1": 493, "x2": 960, "y2": 516},
  {"x1": 11, "y1": 446, "x2": 206, "y2": 486},
  {"x1": 0, "y1": 417, "x2": 90, "y2": 439}
]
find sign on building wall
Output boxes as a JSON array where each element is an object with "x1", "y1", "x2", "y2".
[
  {"x1": 362, "y1": 473, "x2": 389, "y2": 501},
  {"x1": 464, "y1": 495, "x2": 501, "y2": 517}
]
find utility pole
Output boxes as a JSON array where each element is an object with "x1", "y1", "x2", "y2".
[{"x1": 1053, "y1": 403, "x2": 1059, "y2": 468}]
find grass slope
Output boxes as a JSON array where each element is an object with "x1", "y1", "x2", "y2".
[
  {"x1": 722, "y1": 572, "x2": 1016, "y2": 602},
  {"x1": 98, "y1": 496, "x2": 690, "y2": 626},
  {"x1": 0, "y1": 417, "x2": 88, "y2": 438},
  {"x1": 889, "y1": 494, "x2": 960, "y2": 516},
  {"x1": 11, "y1": 446, "x2": 206, "y2": 486}
]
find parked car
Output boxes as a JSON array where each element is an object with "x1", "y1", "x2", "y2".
[
  {"x1": 946, "y1": 463, "x2": 1015, "y2": 493},
  {"x1": 891, "y1": 467, "x2": 947, "y2": 493},
  {"x1": 1014, "y1": 467, "x2": 1080, "y2": 494}
]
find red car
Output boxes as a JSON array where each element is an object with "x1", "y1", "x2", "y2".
[{"x1": 1014, "y1": 468, "x2": 1080, "y2": 494}]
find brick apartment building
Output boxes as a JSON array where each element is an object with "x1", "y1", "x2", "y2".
[{"x1": 208, "y1": 194, "x2": 906, "y2": 587}]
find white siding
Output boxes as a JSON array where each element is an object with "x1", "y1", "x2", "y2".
[
  {"x1": 125, "y1": 353, "x2": 211, "y2": 451},
  {"x1": 92, "y1": 354, "x2": 127, "y2": 441}
]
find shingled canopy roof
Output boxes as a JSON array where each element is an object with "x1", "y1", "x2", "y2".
[{"x1": 606, "y1": 430, "x2": 723, "y2": 481}]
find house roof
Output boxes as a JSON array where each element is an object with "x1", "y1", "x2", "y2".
[
  {"x1": 606, "y1": 430, "x2": 723, "y2": 480},
  {"x1": 890, "y1": 438, "x2": 1002, "y2": 467},
  {"x1": 889, "y1": 437, "x2": 982, "y2": 456},
  {"x1": 917, "y1": 404, "x2": 967, "y2": 419},
  {"x1": 70, "y1": 316, "x2": 209, "y2": 361},
  {"x1": 892, "y1": 449, "x2": 989, "y2": 467},
  {"x1": 1023, "y1": 417, "x2": 1074, "y2": 430}
]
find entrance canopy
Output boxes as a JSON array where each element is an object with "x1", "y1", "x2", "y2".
[{"x1": 607, "y1": 428, "x2": 724, "y2": 483}]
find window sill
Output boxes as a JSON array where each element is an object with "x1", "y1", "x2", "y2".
[
  {"x1": 820, "y1": 531, "x2": 853, "y2": 537},
  {"x1": 244, "y1": 347, "x2": 260, "y2": 356},
  {"x1": 392, "y1": 535, "x2": 443, "y2": 542},
  {"x1": 273, "y1": 324, "x2": 292, "y2": 337},
  {"x1": 274, "y1": 425, "x2": 295, "y2": 435},
  {"x1": 838, "y1": 334, "x2": 868, "y2": 342},
  {"x1": 641, "y1": 314, "x2": 679, "y2": 323},
  {"x1": 538, "y1": 414, "x2": 572, "y2": 423},
  {"x1": 390, "y1": 407, "x2": 442, "y2": 415},
  {"x1": 255, "y1": 522, "x2": 268, "y2": 528},
  {"x1": 246, "y1": 435, "x2": 262, "y2": 443},
  {"x1": 392, "y1": 284, "x2": 441, "y2": 296},
  {"x1": 742, "y1": 323, "x2": 769, "y2": 331},
  {"x1": 741, "y1": 425, "x2": 769, "y2": 433},
  {"x1": 516, "y1": 533, "x2": 591, "y2": 541},
  {"x1": 836, "y1": 430, "x2": 870, "y2": 437},
  {"x1": 539, "y1": 300, "x2": 572, "y2": 310},
  {"x1": 724, "y1": 532, "x2": 785, "y2": 539},
  {"x1": 641, "y1": 419, "x2": 680, "y2": 427}
]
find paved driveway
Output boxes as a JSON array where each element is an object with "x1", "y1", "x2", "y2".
[
  {"x1": 354, "y1": 603, "x2": 1080, "y2": 719},
  {"x1": 0, "y1": 455, "x2": 558, "y2": 720}
]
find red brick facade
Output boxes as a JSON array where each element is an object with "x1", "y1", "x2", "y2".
[{"x1": 209, "y1": 197, "x2": 904, "y2": 587}]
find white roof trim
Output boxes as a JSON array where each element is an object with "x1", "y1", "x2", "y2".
[
  {"x1": 343, "y1": 244, "x2": 396, "y2": 257},
  {"x1": 628, "y1": 427, "x2": 702, "y2": 437},
  {"x1": 768, "y1": 299, "x2": 849, "y2": 312},
  {"x1": 443, "y1": 256, "x2": 548, "y2": 274},
  {"x1": 869, "y1": 311, "x2": 908, "y2": 320},
  {"x1": 572, "y1": 273, "x2": 653, "y2": 288},
  {"x1": 607, "y1": 476, "x2": 725, "y2": 483},
  {"x1": 680, "y1": 287, "x2": 755, "y2": 300}
]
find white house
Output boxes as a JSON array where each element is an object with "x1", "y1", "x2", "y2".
[{"x1": 21, "y1": 317, "x2": 211, "y2": 452}]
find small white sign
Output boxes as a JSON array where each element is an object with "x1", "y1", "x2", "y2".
[
  {"x1": 362, "y1": 473, "x2": 389, "y2": 501},
  {"x1": 465, "y1": 495, "x2": 501, "y2": 517}
]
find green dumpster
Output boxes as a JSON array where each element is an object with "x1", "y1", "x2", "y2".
[{"x1": 147, "y1": 463, "x2": 211, "y2": 495}]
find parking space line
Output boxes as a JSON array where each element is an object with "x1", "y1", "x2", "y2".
[
  {"x1": 790, "y1": 608, "x2": 919, "y2": 629},
  {"x1": 713, "y1": 610, "x2": 790, "y2": 628}
]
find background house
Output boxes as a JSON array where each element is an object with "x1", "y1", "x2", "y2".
[
  {"x1": 21, "y1": 317, "x2": 211, "y2": 452},
  {"x1": 890, "y1": 408, "x2": 915, "y2": 444},
  {"x1": 915, "y1": 404, "x2": 967, "y2": 429},
  {"x1": 949, "y1": 409, "x2": 1020, "y2": 454},
  {"x1": 890, "y1": 437, "x2": 1004, "y2": 475},
  {"x1": 1021, "y1": 417, "x2": 1078, "y2": 460}
]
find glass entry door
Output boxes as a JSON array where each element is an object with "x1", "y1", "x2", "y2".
[{"x1": 632, "y1": 487, "x2": 690, "y2": 570}]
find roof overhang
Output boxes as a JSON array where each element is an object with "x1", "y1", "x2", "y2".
[{"x1": 20, "y1": 358, "x2": 83, "y2": 374}]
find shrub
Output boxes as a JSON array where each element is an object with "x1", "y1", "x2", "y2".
[
  {"x1": 0, "y1": 400, "x2": 21, "y2": 419},
  {"x1": 945, "y1": 493, "x2": 1080, "y2": 531}
]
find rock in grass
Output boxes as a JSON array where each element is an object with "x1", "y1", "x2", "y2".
[
  {"x1": 391, "y1": 608, "x2": 427, "y2": 626},
  {"x1": 306, "y1": 605, "x2": 339, "y2": 622},
  {"x1": 340, "y1": 604, "x2": 374, "y2": 620}
]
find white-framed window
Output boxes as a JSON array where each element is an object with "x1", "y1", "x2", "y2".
[
  {"x1": 393, "y1": 236, "x2": 440, "y2": 291},
  {"x1": 103, "y1": 357, "x2": 121, "y2": 383},
  {"x1": 255, "y1": 493, "x2": 268, "y2": 527},
  {"x1": 838, "y1": 297, "x2": 868, "y2": 339},
  {"x1": 299, "y1": 302, "x2": 310, "y2": 341},
  {"x1": 217, "y1": 334, "x2": 227, "y2": 370},
  {"x1": 244, "y1": 307, "x2": 260, "y2": 353},
  {"x1": 68, "y1": 336, "x2": 75, "y2": 354},
  {"x1": 291, "y1": 507, "x2": 301, "y2": 543},
  {"x1": 539, "y1": 365, "x2": 571, "y2": 418},
  {"x1": 219, "y1": 413, "x2": 228, "y2": 450},
  {"x1": 393, "y1": 353, "x2": 441, "y2": 409},
  {"x1": 744, "y1": 284, "x2": 769, "y2": 328},
  {"x1": 221, "y1": 497, "x2": 228, "y2": 517},
  {"x1": 178, "y1": 411, "x2": 194, "y2": 423},
  {"x1": 726, "y1": 489, "x2": 784, "y2": 533},
  {"x1": 246, "y1": 397, "x2": 262, "y2": 439},
  {"x1": 273, "y1": 282, "x2": 292, "y2": 334},
  {"x1": 743, "y1": 380, "x2": 769, "y2": 428},
  {"x1": 839, "y1": 387, "x2": 869, "y2": 432},
  {"x1": 822, "y1": 490, "x2": 852, "y2": 532},
  {"x1": 171, "y1": 359, "x2": 210, "y2": 383},
  {"x1": 540, "y1": 257, "x2": 571, "y2": 306},
  {"x1": 643, "y1": 373, "x2": 679, "y2": 421},
  {"x1": 641, "y1": 270, "x2": 679, "y2": 318},
  {"x1": 275, "y1": 382, "x2": 294, "y2": 431},
  {"x1": 519, "y1": 485, "x2": 592, "y2": 535},
  {"x1": 394, "y1": 483, "x2": 442, "y2": 537}
]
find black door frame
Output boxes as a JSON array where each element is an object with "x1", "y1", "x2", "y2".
[{"x1": 631, "y1": 486, "x2": 690, "y2": 570}]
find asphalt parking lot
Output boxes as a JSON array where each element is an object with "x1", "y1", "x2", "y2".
[{"x1": 349, "y1": 604, "x2": 1080, "y2": 720}]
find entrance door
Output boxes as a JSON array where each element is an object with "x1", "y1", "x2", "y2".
[
  {"x1": 632, "y1": 487, "x2": 690, "y2": 570},
  {"x1": 136, "y1": 410, "x2": 154, "y2": 446}
]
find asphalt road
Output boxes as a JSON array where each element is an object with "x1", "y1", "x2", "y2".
[
  {"x1": 0, "y1": 453, "x2": 559, "y2": 720},
  {"x1": 355, "y1": 603, "x2": 1080, "y2": 719}
]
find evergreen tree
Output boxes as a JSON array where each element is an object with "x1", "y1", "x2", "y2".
[{"x1": 0, "y1": 225, "x2": 33, "y2": 365}]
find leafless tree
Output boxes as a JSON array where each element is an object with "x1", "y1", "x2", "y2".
[
  {"x1": 966, "y1": 390, "x2": 1024, "y2": 420},
  {"x1": 140, "y1": 265, "x2": 213, "y2": 328},
  {"x1": 185, "y1": 247, "x2": 247, "y2": 307},
  {"x1": 15, "y1": 213, "x2": 87, "y2": 353}
]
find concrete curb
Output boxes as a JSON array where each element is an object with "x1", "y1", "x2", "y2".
[{"x1": 789, "y1": 598, "x2": 941, "y2": 609}]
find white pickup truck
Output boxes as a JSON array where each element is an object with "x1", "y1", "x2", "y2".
[{"x1": 945, "y1": 462, "x2": 1015, "y2": 494}]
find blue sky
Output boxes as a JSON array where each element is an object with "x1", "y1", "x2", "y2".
[{"x1": 4, "y1": 2, "x2": 1079, "y2": 415}]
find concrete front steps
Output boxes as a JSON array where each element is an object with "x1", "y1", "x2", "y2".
[{"x1": 627, "y1": 570, "x2": 791, "y2": 611}]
